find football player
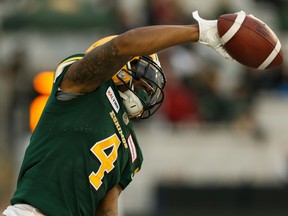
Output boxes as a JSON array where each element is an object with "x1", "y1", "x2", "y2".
[{"x1": 3, "y1": 11, "x2": 232, "y2": 216}]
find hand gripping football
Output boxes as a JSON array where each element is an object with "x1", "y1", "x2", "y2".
[{"x1": 217, "y1": 11, "x2": 283, "y2": 69}]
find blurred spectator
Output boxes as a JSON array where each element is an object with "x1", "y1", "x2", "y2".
[
  {"x1": 187, "y1": 67, "x2": 234, "y2": 123},
  {"x1": 179, "y1": 65, "x2": 267, "y2": 140},
  {"x1": 146, "y1": 0, "x2": 187, "y2": 25},
  {"x1": 158, "y1": 46, "x2": 202, "y2": 126},
  {"x1": 161, "y1": 72, "x2": 200, "y2": 125},
  {"x1": 161, "y1": 57, "x2": 200, "y2": 127}
]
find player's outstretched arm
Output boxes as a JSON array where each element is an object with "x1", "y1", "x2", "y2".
[
  {"x1": 60, "y1": 24, "x2": 199, "y2": 93},
  {"x1": 60, "y1": 11, "x2": 230, "y2": 93}
]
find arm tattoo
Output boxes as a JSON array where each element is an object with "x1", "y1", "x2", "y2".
[{"x1": 64, "y1": 40, "x2": 129, "y2": 86}]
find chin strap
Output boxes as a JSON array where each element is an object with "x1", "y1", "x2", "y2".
[{"x1": 118, "y1": 90, "x2": 144, "y2": 118}]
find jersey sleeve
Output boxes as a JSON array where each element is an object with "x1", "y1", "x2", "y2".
[
  {"x1": 119, "y1": 164, "x2": 141, "y2": 189},
  {"x1": 54, "y1": 54, "x2": 85, "y2": 83}
]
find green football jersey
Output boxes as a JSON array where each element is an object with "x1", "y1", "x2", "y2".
[{"x1": 11, "y1": 54, "x2": 143, "y2": 215}]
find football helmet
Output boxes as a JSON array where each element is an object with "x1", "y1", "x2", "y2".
[{"x1": 85, "y1": 35, "x2": 166, "y2": 119}]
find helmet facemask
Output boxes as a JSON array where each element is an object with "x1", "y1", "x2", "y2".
[
  {"x1": 84, "y1": 35, "x2": 166, "y2": 119},
  {"x1": 115, "y1": 55, "x2": 166, "y2": 119}
]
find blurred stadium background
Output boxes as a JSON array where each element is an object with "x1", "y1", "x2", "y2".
[{"x1": 1, "y1": 0, "x2": 288, "y2": 215}]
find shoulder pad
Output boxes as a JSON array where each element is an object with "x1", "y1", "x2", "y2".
[{"x1": 54, "y1": 54, "x2": 84, "y2": 82}]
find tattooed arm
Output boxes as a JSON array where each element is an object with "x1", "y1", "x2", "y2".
[
  {"x1": 95, "y1": 184, "x2": 122, "y2": 216},
  {"x1": 60, "y1": 25, "x2": 200, "y2": 93}
]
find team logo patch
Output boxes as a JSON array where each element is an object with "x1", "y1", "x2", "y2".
[
  {"x1": 123, "y1": 112, "x2": 129, "y2": 125},
  {"x1": 106, "y1": 87, "x2": 120, "y2": 113},
  {"x1": 128, "y1": 135, "x2": 137, "y2": 163}
]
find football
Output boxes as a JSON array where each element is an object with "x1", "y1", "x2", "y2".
[{"x1": 217, "y1": 11, "x2": 283, "y2": 69}]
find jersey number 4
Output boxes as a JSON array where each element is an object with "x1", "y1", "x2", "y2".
[{"x1": 89, "y1": 134, "x2": 121, "y2": 190}]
